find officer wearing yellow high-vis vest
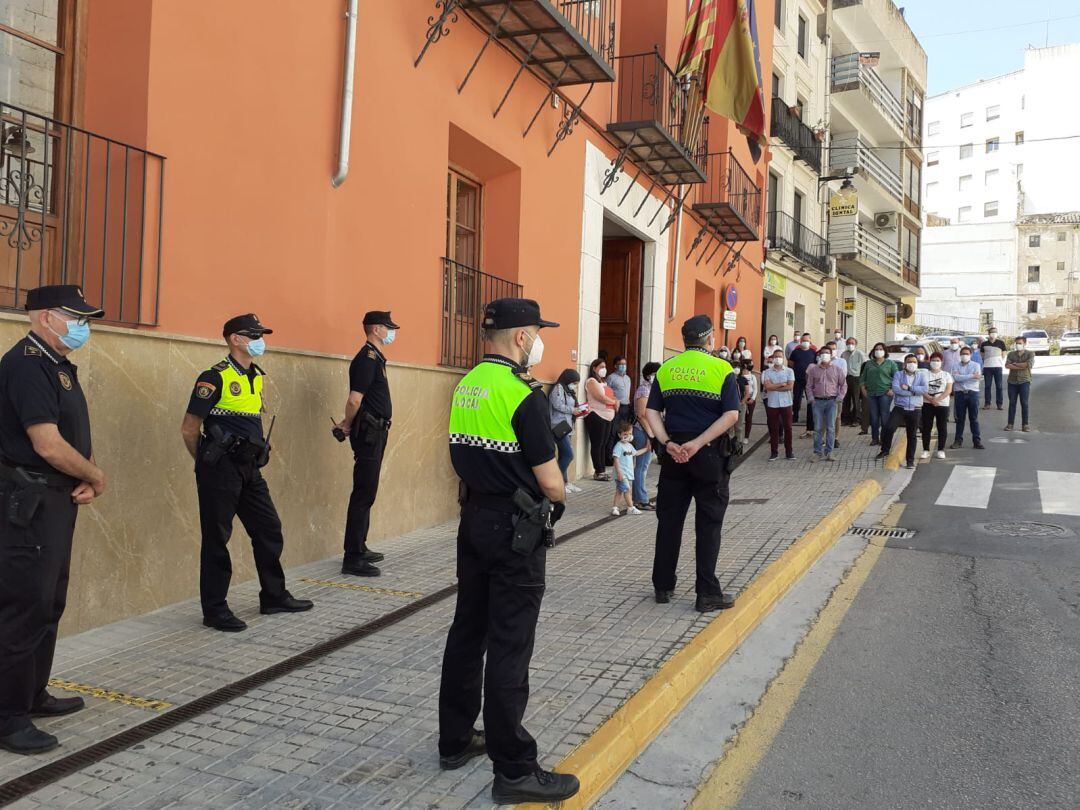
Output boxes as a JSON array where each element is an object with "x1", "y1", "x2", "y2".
[
  {"x1": 437, "y1": 299, "x2": 579, "y2": 806},
  {"x1": 181, "y1": 314, "x2": 313, "y2": 633},
  {"x1": 645, "y1": 314, "x2": 741, "y2": 613}
]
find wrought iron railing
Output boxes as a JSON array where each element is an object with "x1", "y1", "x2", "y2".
[
  {"x1": 441, "y1": 258, "x2": 523, "y2": 370},
  {"x1": 829, "y1": 136, "x2": 902, "y2": 201},
  {"x1": 0, "y1": 100, "x2": 165, "y2": 325},
  {"x1": 696, "y1": 151, "x2": 761, "y2": 233},
  {"x1": 770, "y1": 100, "x2": 823, "y2": 173},
  {"x1": 828, "y1": 221, "x2": 901, "y2": 274},
  {"x1": 556, "y1": 0, "x2": 617, "y2": 64},
  {"x1": 830, "y1": 53, "x2": 904, "y2": 133},
  {"x1": 767, "y1": 210, "x2": 828, "y2": 271},
  {"x1": 610, "y1": 49, "x2": 709, "y2": 166}
]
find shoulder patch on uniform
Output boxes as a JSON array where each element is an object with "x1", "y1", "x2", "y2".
[
  {"x1": 57, "y1": 371, "x2": 73, "y2": 391},
  {"x1": 515, "y1": 371, "x2": 542, "y2": 391},
  {"x1": 211, "y1": 360, "x2": 229, "y2": 372},
  {"x1": 195, "y1": 381, "x2": 216, "y2": 399},
  {"x1": 23, "y1": 344, "x2": 40, "y2": 357},
  {"x1": 365, "y1": 348, "x2": 378, "y2": 360}
]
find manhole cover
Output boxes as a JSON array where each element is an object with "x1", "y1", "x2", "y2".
[{"x1": 982, "y1": 521, "x2": 1068, "y2": 537}]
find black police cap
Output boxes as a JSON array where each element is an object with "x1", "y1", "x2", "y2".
[
  {"x1": 681, "y1": 314, "x2": 714, "y2": 340},
  {"x1": 223, "y1": 313, "x2": 273, "y2": 337},
  {"x1": 362, "y1": 310, "x2": 399, "y2": 329},
  {"x1": 24, "y1": 285, "x2": 104, "y2": 318},
  {"x1": 481, "y1": 298, "x2": 558, "y2": 330}
]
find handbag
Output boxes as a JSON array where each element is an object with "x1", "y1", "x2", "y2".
[{"x1": 552, "y1": 420, "x2": 572, "y2": 440}]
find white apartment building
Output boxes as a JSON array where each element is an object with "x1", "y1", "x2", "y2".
[
  {"x1": 824, "y1": 0, "x2": 926, "y2": 344},
  {"x1": 762, "y1": 0, "x2": 831, "y2": 348},
  {"x1": 920, "y1": 44, "x2": 1080, "y2": 331}
]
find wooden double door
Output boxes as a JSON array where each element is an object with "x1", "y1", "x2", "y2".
[{"x1": 598, "y1": 238, "x2": 644, "y2": 375}]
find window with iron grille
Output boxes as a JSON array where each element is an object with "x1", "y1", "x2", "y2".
[{"x1": 1028, "y1": 265, "x2": 1040, "y2": 283}]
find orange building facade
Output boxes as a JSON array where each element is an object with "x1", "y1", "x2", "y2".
[{"x1": 0, "y1": 0, "x2": 773, "y2": 632}]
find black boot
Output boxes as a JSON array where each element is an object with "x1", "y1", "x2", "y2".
[
  {"x1": 695, "y1": 592, "x2": 736, "y2": 612},
  {"x1": 654, "y1": 589, "x2": 674, "y2": 604},
  {"x1": 491, "y1": 769, "x2": 580, "y2": 804},
  {"x1": 439, "y1": 729, "x2": 486, "y2": 770},
  {"x1": 203, "y1": 611, "x2": 248, "y2": 632},
  {"x1": 342, "y1": 560, "x2": 381, "y2": 577},
  {"x1": 31, "y1": 693, "x2": 85, "y2": 718},
  {"x1": 0, "y1": 724, "x2": 59, "y2": 755},
  {"x1": 359, "y1": 547, "x2": 385, "y2": 563},
  {"x1": 260, "y1": 592, "x2": 314, "y2": 614}
]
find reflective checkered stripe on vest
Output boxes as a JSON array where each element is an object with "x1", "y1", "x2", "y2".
[
  {"x1": 448, "y1": 359, "x2": 535, "y2": 496},
  {"x1": 211, "y1": 361, "x2": 263, "y2": 418},
  {"x1": 655, "y1": 348, "x2": 733, "y2": 401}
]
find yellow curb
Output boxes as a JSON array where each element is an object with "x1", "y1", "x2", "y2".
[
  {"x1": 884, "y1": 433, "x2": 907, "y2": 471},
  {"x1": 521, "y1": 477, "x2": 884, "y2": 810}
]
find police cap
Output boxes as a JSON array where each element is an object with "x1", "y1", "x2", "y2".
[
  {"x1": 681, "y1": 314, "x2": 714, "y2": 341},
  {"x1": 482, "y1": 298, "x2": 558, "y2": 330},
  {"x1": 223, "y1": 313, "x2": 273, "y2": 337},
  {"x1": 24, "y1": 284, "x2": 105, "y2": 318},
  {"x1": 362, "y1": 310, "x2": 400, "y2": 329}
]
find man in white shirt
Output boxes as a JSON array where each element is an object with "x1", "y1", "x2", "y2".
[{"x1": 980, "y1": 328, "x2": 1006, "y2": 410}]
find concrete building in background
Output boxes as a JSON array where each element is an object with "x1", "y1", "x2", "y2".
[
  {"x1": 1017, "y1": 212, "x2": 1080, "y2": 329},
  {"x1": 824, "y1": 0, "x2": 926, "y2": 345},
  {"x1": 919, "y1": 44, "x2": 1080, "y2": 333}
]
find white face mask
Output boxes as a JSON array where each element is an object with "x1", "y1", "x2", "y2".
[
  {"x1": 523, "y1": 331, "x2": 544, "y2": 367},
  {"x1": 772, "y1": 358, "x2": 784, "y2": 367},
  {"x1": 1014, "y1": 343, "x2": 1024, "y2": 351},
  {"x1": 383, "y1": 329, "x2": 397, "y2": 346},
  {"x1": 818, "y1": 354, "x2": 831, "y2": 364},
  {"x1": 930, "y1": 360, "x2": 942, "y2": 370},
  {"x1": 742, "y1": 349, "x2": 752, "y2": 359},
  {"x1": 768, "y1": 339, "x2": 778, "y2": 346},
  {"x1": 916, "y1": 355, "x2": 926, "y2": 362},
  {"x1": 960, "y1": 355, "x2": 971, "y2": 364},
  {"x1": 597, "y1": 367, "x2": 607, "y2": 379},
  {"x1": 905, "y1": 362, "x2": 917, "y2": 373},
  {"x1": 989, "y1": 333, "x2": 998, "y2": 339},
  {"x1": 949, "y1": 342, "x2": 959, "y2": 350},
  {"x1": 567, "y1": 383, "x2": 577, "y2": 392},
  {"x1": 874, "y1": 349, "x2": 885, "y2": 359},
  {"x1": 846, "y1": 343, "x2": 856, "y2": 351},
  {"x1": 800, "y1": 341, "x2": 811, "y2": 350}
]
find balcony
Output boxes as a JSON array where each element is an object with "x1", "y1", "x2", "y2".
[
  {"x1": 829, "y1": 136, "x2": 902, "y2": 202},
  {"x1": 828, "y1": 221, "x2": 918, "y2": 298},
  {"x1": 766, "y1": 211, "x2": 828, "y2": 272},
  {"x1": 770, "y1": 101, "x2": 823, "y2": 174},
  {"x1": 0, "y1": 101, "x2": 165, "y2": 325},
  {"x1": 603, "y1": 50, "x2": 708, "y2": 192},
  {"x1": 903, "y1": 260, "x2": 919, "y2": 288},
  {"x1": 830, "y1": 53, "x2": 904, "y2": 142},
  {"x1": 416, "y1": 0, "x2": 616, "y2": 87},
  {"x1": 691, "y1": 151, "x2": 760, "y2": 242},
  {"x1": 440, "y1": 258, "x2": 523, "y2": 370}
]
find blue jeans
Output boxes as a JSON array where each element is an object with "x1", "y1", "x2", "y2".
[
  {"x1": 867, "y1": 393, "x2": 893, "y2": 441},
  {"x1": 1007, "y1": 381, "x2": 1030, "y2": 426},
  {"x1": 811, "y1": 398, "x2": 837, "y2": 455},
  {"x1": 953, "y1": 390, "x2": 981, "y2": 444},
  {"x1": 632, "y1": 425, "x2": 652, "y2": 504},
  {"x1": 983, "y1": 367, "x2": 1003, "y2": 407},
  {"x1": 555, "y1": 432, "x2": 574, "y2": 482}
]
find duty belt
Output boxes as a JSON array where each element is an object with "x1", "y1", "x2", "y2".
[
  {"x1": 0, "y1": 459, "x2": 78, "y2": 489},
  {"x1": 360, "y1": 411, "x2": 391, "y2": 431}
]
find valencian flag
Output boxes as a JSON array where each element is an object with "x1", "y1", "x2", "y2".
[{"x1": 676, "y1": 0, "x2": 767, "y2": 162}]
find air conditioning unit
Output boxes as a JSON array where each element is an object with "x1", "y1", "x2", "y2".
[{"x1": 874, "y1": 211, "x2": 898, "y2": 230}]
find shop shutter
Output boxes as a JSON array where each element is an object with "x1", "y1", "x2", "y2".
[
  {"x1": 865, "y1": 294, "x2": 888, "y2": 346},
  {"x1": 856, "y1": 295, "x2": 869, "y2": 345}
]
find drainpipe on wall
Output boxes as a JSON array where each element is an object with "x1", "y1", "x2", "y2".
[
  {"x1": 668, "y1": 184, "x2": 684, "y2": 321},
  {"x1": 331, "y1": 0, "x2": 359, "y2": 188}
]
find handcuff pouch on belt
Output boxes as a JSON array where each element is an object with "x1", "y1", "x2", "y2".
[{"x1": 5, "y1": 467, "x2": 47, "y2": 528}]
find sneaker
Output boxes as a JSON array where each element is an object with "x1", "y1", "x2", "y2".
[
  {"x1": 1004, "y1": 424, "x2": 1013, "y2": 432},
  {"x1": 568, "y1": 483, "x2": 583, "y2": 493},
  {"x1": 870, "y1": 438, "x2": 880, "y2": 446},
  {"x1": 935, "y1": 450, "x2": 946, "y2": 459},
  {"x1": 833, "y1": 439, "x2": 841, "y2": 449},
  {"x1": 1022, "y1": 425, "x2": 1031, "y2": 432},
  {"x1": 810, "y1": 453, "x2": 822, "y2": 463},
  {"x1": 492, "y1": 769, "x2": 580, "y2": 804},
  {"x1": 950, "y1": 440, "x2": 963, "y2": 449},
  {"x1": 768, "y1": 453, "x2": 779, "y2": 462},
  {"x1": 801, "y1": 431, "x2": 813, "y2": 439},
  {"x1": 920, "y1": 450, "x2": 931, "y2": 460},
  {"x1": 983, "y1": 404, "x2": 991, "y2": 410},
  {"x1": 785, "y1": 454, "x2": 797, "y2": 461},
  {"x1": 974, "y1": 441, "x2": 985, "y2": 449},
  {"x1": 905, "y1": 461, "x2": 915, "y2": 469},
  {"x1": 997, "y1": 405, "x2": 1004, "y2": 411},
  {"x1": 565, "y1": 484, "x2": 574, "y2": 495},
  {"x1": 825, "y1": 454, "x2": 836, "y2": 462},
  {"x1": 627, "y1": 506, "x2": 643, "y2": 515},
  {"x1": 611, "y1": 507, "x2": 621, "y2": 516}
]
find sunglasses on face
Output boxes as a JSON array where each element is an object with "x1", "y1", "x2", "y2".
[{"x1": 51, "y1": 310, "x2": 89, "y2": 327}]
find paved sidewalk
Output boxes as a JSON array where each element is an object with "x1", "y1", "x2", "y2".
[{"x1": 3, "y1": 425, "x2": 888, "y2": 809}]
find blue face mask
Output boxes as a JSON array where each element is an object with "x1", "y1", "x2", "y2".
[
  {"x1": 617, "y1": 364, "x2": 626, "y2": 373},
  {"x1": 49, "y1": 313, "x2": 90, "y2": 350},
  {"x1": 245, "y1": 337, "x2": 266, "y2": 357},
  {"x1": 383, "y1": 329, "x2": 396, "y2": 346}
]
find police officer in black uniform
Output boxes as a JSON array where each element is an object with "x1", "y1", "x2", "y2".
[
  {"x1": 437, "y1": 299, "x2": 579, "y2": 805},
  {"x1": 181, "y1": 314, "x2": 313, "y2": 632},
  {"x1": 334, "y1": 310, "x2": 398, "y2": 577},
  {"x1": 0, "y1": 285, "x2": 106, "y2": 755},
  {"x1": 645, "y1": 315, "x2": 742, "y2": 612}
]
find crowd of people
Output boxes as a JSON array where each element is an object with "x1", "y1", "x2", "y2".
[{"x1": 558, "y1": 327, "x2": 1038, "y2": 491}]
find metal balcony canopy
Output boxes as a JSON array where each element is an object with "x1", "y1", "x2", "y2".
[{"x1": 691, "y1": 151, "x2": 760, "y2": 243}]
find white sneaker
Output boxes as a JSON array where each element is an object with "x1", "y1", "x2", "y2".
[
  {"x1": 569, "y1": 483, "x2": 584, "y2": 493},
  {"x1": 565, "y1": 484, "x2": 574, "y2": 495},
  {"x1": 920, "y1": 450, "x2": 930, "y2": 460},
  {"x1": 627, "y1": 506, "x2": 643, "y2": 515},
  {"x1": 935, "y1": 450, "x2": 946, "y2": 459},
  {"x1": 611, "y1": 507, "x2": 621, "y2": 516}
]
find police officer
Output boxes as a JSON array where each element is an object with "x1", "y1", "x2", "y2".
[
  {"x1": 334, "y1": 310, "x2": 398, "y2": 577},
  {"x1": 645, "y1": 314, "x2": 741, "y2": 612},
  {"x1": 180, "y1": 314, "x2": 313, "y2": 632},
  {"x1": 437, "y1": 299, "x2": 578, "y2": 805},
  {"x1": 0, "y1": 285, "x2": 105, "y2": 754}
]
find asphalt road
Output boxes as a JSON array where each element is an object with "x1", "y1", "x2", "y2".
[{"x1": 735, "y1": 357, "x2": 1080, "y2": 810}]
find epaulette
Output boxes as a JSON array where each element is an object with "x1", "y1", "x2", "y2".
[
  {"x1": 23, "y1": 344, "x2": 41, "y2": 357},
  {"x1": 211, "y1": 360, "x2": 229, "y2": 372},
  {"x1": 515, "y1": 371, "x2": 542, "y2": 391}
]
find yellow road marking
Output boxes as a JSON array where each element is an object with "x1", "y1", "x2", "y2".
[
  {"x1": 881, "y1": 502, "x2": 906, "y2": 528},
  {"x1": 687, "y1": 536, "x2": 889, "y2": 810},
  {"x1": 298, "y1": 577, "x2": 423, "y2": 599},
  {"x1": 48, "y1": 678, "x2": 172, "y2": 712}
]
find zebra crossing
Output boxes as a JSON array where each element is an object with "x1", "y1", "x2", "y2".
[{"x1": 932, "y1": 465, "x2": 1080, "y2": 516}]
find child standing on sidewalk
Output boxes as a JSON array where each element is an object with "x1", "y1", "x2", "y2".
[{"x1": 611, "y1": 421, "x2": 648, "y2": 516}]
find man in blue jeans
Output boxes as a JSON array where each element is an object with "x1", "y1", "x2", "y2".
[
  {"x1": 631, "y1": 362, "x2": 661, "y2": 510},
  {"x1": 951, "y1": 345, "x2": 984, "y2": 449},
  {"x1": 981, "y1": 328, "x2": 1007, "y2": 409},
  {"x1": 1005, "y1": 336, "x2": 1035, "y2": 431},
  {"x1": 805, "y1": 348, "x2": 847, "y2": 461}
]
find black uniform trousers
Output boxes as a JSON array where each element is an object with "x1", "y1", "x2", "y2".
[
  {"x1": 439, "y1": 501, "x2": 547, "y2": 778},
  {"x1": 0, "y1": 482, "x2": 76, "y2": 735},
  {"x1": 342, "y1": 423, "x2": 387, "y2": 563},
  {"x1": 653, "y1": 438, "x2": 730, "y2": 597},
  {"x1": 195, "y1": 455, "x2": 287, "y2": 616}
]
